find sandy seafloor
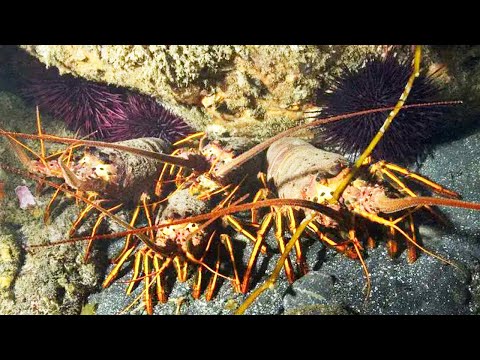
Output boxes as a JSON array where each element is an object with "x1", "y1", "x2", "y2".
[{"x1": 0, "y1": 48, "x2": 480, "y2": 315}]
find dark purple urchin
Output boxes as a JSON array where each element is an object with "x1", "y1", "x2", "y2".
[
  {"x1": 22, "y1": 71, "x2": 127, "y2": 139},
  {"x1": 104, "y1": 93, "x2": 192, "y2": 143},
  {"x1": 316, "y1": 55, "x2": 447, "y2": 164}
]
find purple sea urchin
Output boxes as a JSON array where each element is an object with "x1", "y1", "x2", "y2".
[
  {"x1": 22, "y1": 70, "x2": 126, "y2": 139},
  {"x1": 316, "y1": 54, "x2": 447, "y2": 164},
  {"x1": 105, "y1": 93, "x2": 192, "y2": 143}
]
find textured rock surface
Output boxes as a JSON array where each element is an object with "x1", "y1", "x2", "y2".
[{"x1": 20, "y1": 45, "x2": 413, "y2": 144}]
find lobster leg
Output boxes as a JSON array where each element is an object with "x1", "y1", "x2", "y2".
[
  {"x1": 44, "y1": 184, "x2": 66, "y2": 224},
  {"x1": 153, "y1": 255, "x2": 171, "y2": 304},
  {"x1": 126, "y1": 248, "x2": 145, "y2": 295},
  {"x1": 85, "y1": 203, "x2": 123, "y2": 262},
  {"x1": 348, "y1": 223, "x2": 371, "y2": 300},
  {"x1": 173, "y1": 256, "x2": 188, "y2": 282},
  {"x1": 68, "y1": 202, "x2": 96, "y2": 237},
  {"x1": 386, "y1": 216, "x2": 398, "y2": 258},
  {"x1": 285, "y1": 207, "x2": 309, "y2": 275},
  {"x1": 143, "y1": 250, "x2": 154, "y2": 315},
  {"x1": 192, "y1": 231, "x2": 217, "y2": 299},
  {"x1": 372, "y1": 161, "x2": 460, "y2": 199},
  {"x1": 205, "y1": 244, "x2": 222, "y2": 301},
  {"x1": 155, "y1": 161, "x2": 172, "y2": 196},
  {"x1": 141, "y1": 193, "x2": 155, "y2": 242},
  {"x1": 251, "y1": 172, "x2": 269, "y2": 224},
  {"x1": 273, "y1": 208, "x2": 296, "y2": 284},
  {"x1": 371, "y1": 161, "x2": 455, "y2": 228},
  {"x1": 112, "y1": 201, "x2": 142, "y2": 264},
  {"x1": 307, "y1": 221, "x2": 344, "y2": 251},
  {"x1": 225, "y1": 215, "x2": 266, "y2": 253},
  {"x1": 103, "y1": 246, "x2": 137, "y2": 288},
  {"x1": 407, "y1": 214, "x2": 418, "y2": 263},
  {"x1": 241, "y1": 212, "x2": 273, "y2": 294},
  {"x1": 354, "y1": 208, "x2": 455, "y2": 267},
  {"x1": 220, "y1": 234, "x2": 242, "y2": 293}
]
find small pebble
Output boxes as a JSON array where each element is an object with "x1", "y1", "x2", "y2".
[{"x1": 14, "y1": 185, "x2": 36, "y2": 209}]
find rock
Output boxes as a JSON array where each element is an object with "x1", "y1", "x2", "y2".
[
  {"x1": 19, "y1": 45, "x2": 403, "y2": 143},
  {"x1": 283, "y1": 271, "x2": 350, "y2": 315},
  {"x1": 0, "y1": 229, "x2": 21, "y2": 294},
  {"x1": 314, "y1": 248, "x2": 470, "y2": 315}
]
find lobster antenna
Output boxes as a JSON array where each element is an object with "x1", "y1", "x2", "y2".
[
  {"x1": 215, "y1": 100, "x2": 461, "y2": 180},
  {"x1": 0, "y1": 128, "x2": 210, "y2": 172}
]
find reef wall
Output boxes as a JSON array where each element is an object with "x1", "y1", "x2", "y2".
[{"x1": 19, "y1": 46, "x2": 437, "y2": 143}]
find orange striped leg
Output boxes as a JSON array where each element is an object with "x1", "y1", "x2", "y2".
[
  {"x1": 192, "y1": 232, "x2": 217, "y2": 299},
  {"x1": 112, "y1": 203, "x2": 141, "y2": 264},
  {"x1": 241, "y1": 212, "x2": 273, "y2": 293},
  {"x1": 155, "y1": 162, "x2": 171, "y2": 196},
  {"x1": 273, "y1": 208, "x2": 296, "y2": 284},
  {"x1": 84, "y1": 203, "x2": 122, "y2": 262},
  {"x1": 173, "y1": 256, "x2": 188, "y2": 282},
  {"x1": 225, "y1": 215, "x2": 267, "y2": 254},
  {"x1": 286, "y1": 207, "x2": 309, "y2": 275},
  {"x1": 126, "y1": 248, "x2": 146, "y2": 294},
  {"x1": 250, "y1": 172, "x2": 271, "y2": 224},
  {"x1": 68, "y1": 203, "x2": 95, "y2": 237},
  {"x1": 349, "y1": 225, "x2": 371, "y2": 299},
  {"x1": 140, "y1": 193, "x2": 155, "y2": 242},
  {"x1": 371, "y1": 163, "x2": 445, "y2": 222},
  {"x1": 307, "y1": 221, "x2": 343, "y2": 251},
  {"x1": 354, "y1": 208, "x2": 455, "y2": 267},
  {"x1": 220, "y1": 234, "x2": 241, "y2": 293},
  {"x1": 44, "y1": 184, "x2": 66, "y2": 224},
  {"x1": 407, "y1": 214, "x2": 418, "y2": 263},
  {"x1": 386, "y1": 216, "x2": 398, "y2": 258},
  {"x1": 143, "y1": 251, "x2": 153, "y2": 315},
  {"x1": 205, "y1": 244, "x2": 222, "y2": 301},
  {"x1": 103, "y1": 246, "x2": 137, "y2": 288},
  {"x1": 251, "y1": 183, "x2": 270, "y2": 224},
  {"x1": 367, "y1": 235, "x2": 376, "y2": 249},
  {"x1": 378, "y1": 161, "x2": 460, "y2": 198},
  {"x1": 153, "y1": 256, "x2": 172, "y2": 304}
]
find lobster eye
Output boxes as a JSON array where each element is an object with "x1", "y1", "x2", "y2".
[{"x1": 98, "y1": 151, "x2": 112, "y2": 163}]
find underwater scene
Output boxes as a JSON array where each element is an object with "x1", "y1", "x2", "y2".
[{"x1": 0, "y1": 45, "x2": 479, "y2": 315}]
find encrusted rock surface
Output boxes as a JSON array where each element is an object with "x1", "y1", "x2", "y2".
[{"x1": 19, "y1": 45, "x2": 408, "y2": 144}]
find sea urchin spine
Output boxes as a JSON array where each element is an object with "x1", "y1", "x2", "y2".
[
  {"x1": 104, "y1": 93, "x2": 192, "y2": 144},
  {"x1": 317, "y1": 54, "x2": 448, "y2": 164},
  {"x1": 23, "y1": 72, "x2": 127, "y2": 139}
]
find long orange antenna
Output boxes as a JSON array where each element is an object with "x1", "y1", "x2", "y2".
[
  {"x1": 0, "y1": 129, "x2": 209, "y2": 172},
  {"x1": 215, "y1": 100, "x2": 461, "y2": 180},
  {"x1": 377, "y1": 196, "x2": 480, "y2": 214},
  {"x1": 26, "y1": 197, "x2": 345, "y2": 248}
]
